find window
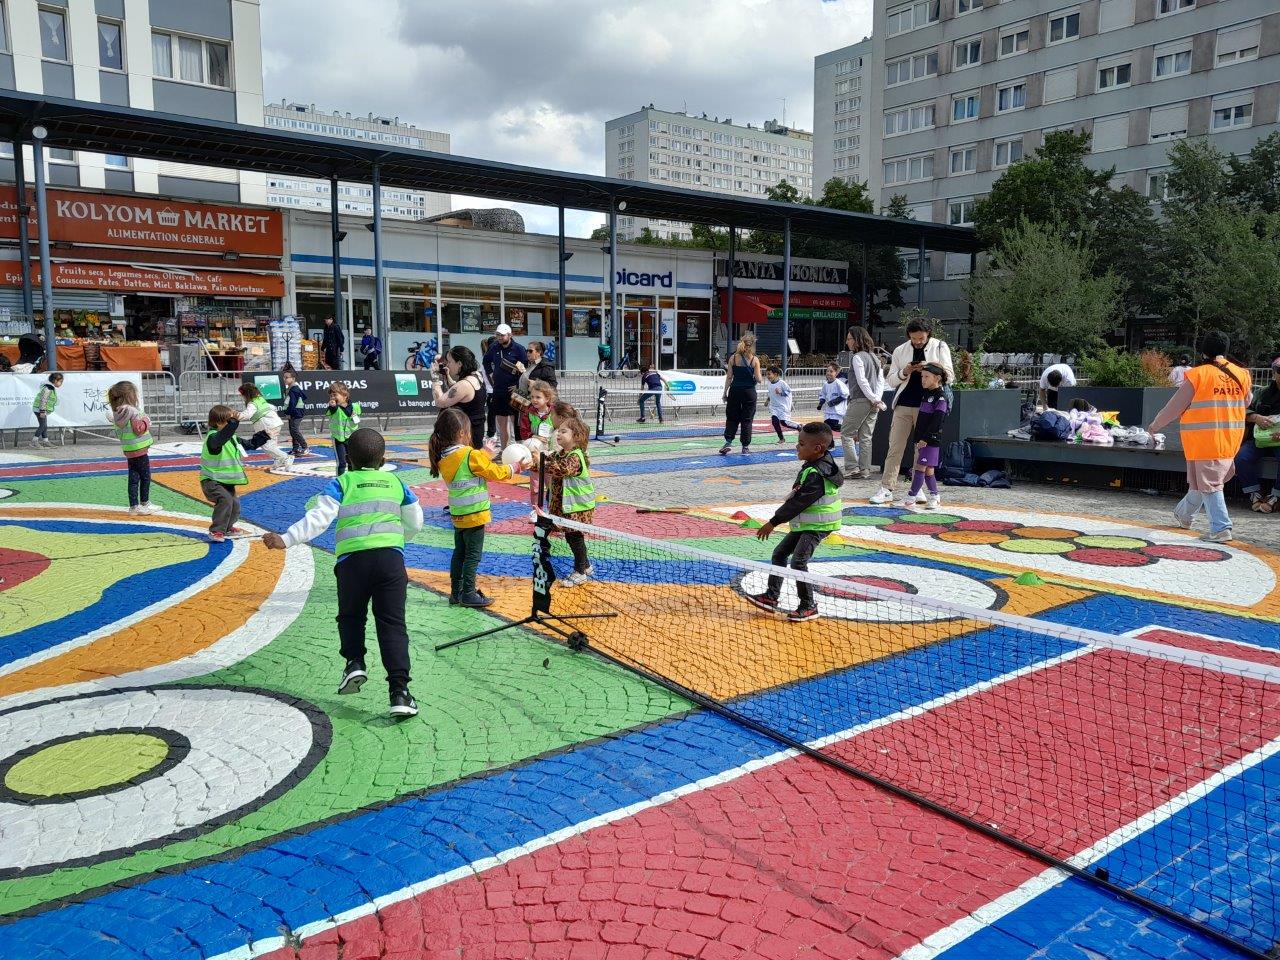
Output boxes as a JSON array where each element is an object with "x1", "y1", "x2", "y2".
[
  {"x1": 1212, "y1": 99, "x2": 1252, "y2": 131},
  {"x1": 1092, "y1": 114, "x2": 1129, "y2": 151},
  {"x1": 1048, "y1": 9, "x2": 1080, "y2": 43},
  {"x1": 48, "y1": 148, "x2": 75, "y2": 164},
  {"x1": 954, "y1": 38, "x2": 982, "y2": 68},
  {"x1": 886, "y1": 50, "x2": 938, "y2": 86},
  {"x1": 1099, "y1": 0, "x2": 1135, "y2": 31},
  {"x1": 38, "y1": 7, "x2": 67, "y2": 61},
  {"x1": 1149, "y1": 103, "x2": 1188, "y2": 142},
  {"x1": 994, "y1": 138, "x2": 1023, "y2": 167},
  {"x1": 997, "y1": 81, "x2": 1026, "y2": 112},
  {"x1": 0, "y1": 2, "x2": 7, "y2": 53},
  {"x1": 104, "y1": 154, "x2": 129, "y2": 168},
  {"x1": 1153, "y1": 42, "x2": 1192, "y2": 79},
  {"x1": 956, "y1": 0, "x2": 981, "y2": 14},
  {"x1": 950, "y1": 146, "x2": 976, "y2": 174},
  {"x1": 952, "y1": 92, "x2": 979, "y2": 122},
  {"x1": 949, "y1": 199, "x2": 976, "y2": 226},
  {"x1": 835, "y1": 58, "x2": 854, "y2": 76},
  {"x1": 98, "y1": 19, "x2": 123, "y2": 70},
  {"x1": 1147, "y1": 171, "x2": 1172, "y2": 200},
  {"x1": 887, "y1": 0, "x2": 938, "y2": 36},
  {"x1": 1157, "y1": 0, "x2": 1194, "y2": 15},
  {"x1": 1044, "y1": 66, "x2": 1077, "y2": 103},
  {"x1": 1216, "y1": 23, "x2": 1260, "y2": 66},
  {"x1": 883, "y1": 154, "x2": 934, "y2": 185},
  {"x1": 1097, "y1": 60, "x2": 1131, "y2": 91},
  {"x1": 152, "y1": 31, "x2": 231, "y2": 88},
  {"x1": 883, "y1": 102, "x2": 936, "y2": 136},
  {"x1": 999, "y1": 27, "x2": 1029, "y2": 57},
  {"x1": 902, "y1": 253, "x2": 932, "y2": 283}
]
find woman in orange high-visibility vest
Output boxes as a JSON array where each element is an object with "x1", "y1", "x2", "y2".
[{"x1": 1149, "y1": 331, "x2": 1252, "y2": 543}]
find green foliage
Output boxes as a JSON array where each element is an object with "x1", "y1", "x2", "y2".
[
  {"x1": 1081, "y1": 348, "x2": 1167, "y2": 388},
  {"x1": 968, "y1": 219, "x2": 1122, "y2": 357},
  {"x1": 1228, "y1": 132, "x2": 1280, "y2": 214},
  {"x1": 952, "y1": 349, "x2": 994, "y2": 390}
]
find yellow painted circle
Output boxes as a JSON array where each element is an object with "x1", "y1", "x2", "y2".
[
  {"x1": 937, "y1": 531, "x2": 1009, "y2": 545},
  {"x1": 4, "y1": 732, "x2": 170, "y2": 799},
  {"x1": 1010, "y1": 526, "x2": 1080, "y2": 540}
]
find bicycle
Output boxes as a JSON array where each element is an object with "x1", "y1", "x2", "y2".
[{"x1": 405, "y1": 340, "x2": 435, "y2": 371}]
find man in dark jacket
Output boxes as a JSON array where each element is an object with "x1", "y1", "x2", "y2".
[
  {"x1": 483, "y1": 323, "x2": 527, "y2": 448},
  {"x1": 360, "y1": 329, "x2": 382, "y2": 370},
  {"x1": 1237, "y1": 357, "x2": 1280, "y2": 512},
  {"x1": 741, "y1": 422, "x2": 844, "y2": 623},
  {"x1": 321, "y1": 317, "x2": 345, "y2": 370}
]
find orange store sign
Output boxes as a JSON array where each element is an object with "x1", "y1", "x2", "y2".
[
  {"x1": 0, "y1": 186, "x2": 283, "y2": 257},
  {"x1": 0, "y1": 261, "x2": 285, "y2": 298}
]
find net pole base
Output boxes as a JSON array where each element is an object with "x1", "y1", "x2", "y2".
[{"x1": 434, "y1": 611, "x2": 618, "y2": 653}]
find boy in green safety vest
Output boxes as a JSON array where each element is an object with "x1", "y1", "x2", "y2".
[
  {"x1": 744, "y1": 421, "x2": 845, "y2": 623},
  {"x1": 327, "y1": 381, "x2": 360, "y2": 475},
  {"x1": 199, "y1": 404, "x2": 248, "y2": 543},
  {"x1": 30, "y1": 371, "x2": 62, "y2": 447},
  {"x1": 265, "y1": 427, "x2": 423, "y2": 719}
]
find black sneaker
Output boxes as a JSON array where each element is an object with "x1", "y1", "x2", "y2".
[
  {"x1": 338, "y1": 659, "x2": 367, "y2": 694},
  {"x1": 389, "y1": 687, "x2": 418, "y2": 719},
  {"x1": 458, "y1": 590, "x2": 494, "y2": 608},
  {"x1": 744, "y1": 593, "x2": 779, "y2": 613},
  {"x1": 636, "y1": 418, "x2": 647, "y2": 423},
  {"x1": 718, "y1": 443, "x2": 732, "y2": 455},
  {"x1": 788, "y1": 606, "x2": 820, "y2": 623}
]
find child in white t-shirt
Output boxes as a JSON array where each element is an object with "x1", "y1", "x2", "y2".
[
  {"x1": 817, "y1": 363, "x2": 849, "y2": 432},
  {"x1": 236, "y1": 383, "x2": 293, "y2": 471},
  {"x1": 765, "y1": 366, "x2": 799, "y2": 443}
]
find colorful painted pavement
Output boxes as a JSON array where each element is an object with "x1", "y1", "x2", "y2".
[{"x1": 0, "y1": 444, "x2": 1277, "y2": 959}]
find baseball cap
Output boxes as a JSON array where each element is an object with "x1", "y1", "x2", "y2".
[{"x1": 496, "y1": 323, "x2": 513, "y2": 336}]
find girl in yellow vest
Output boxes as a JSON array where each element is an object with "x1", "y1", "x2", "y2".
[
  {"x1": 327, "y1": 382, "x2": 361, "y2": 476},
  {"x1": 236, "y1": 383, "x2": 292, "y2": 472},
  {"x1": 108, "y1": 380, "x2": 159, "y2": 516},
  {"x1": 540, "y1": 416, "x2": 597, "y2": 587},
  {"x1": 429, "y1": 408, "x2": 526, "y2": 607},
  {"x1": 1149, "y1": 331, "x2": 1252, "y2": 543}
]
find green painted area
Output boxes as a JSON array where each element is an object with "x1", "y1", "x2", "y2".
[
  {"x1": 893, "y1": 513, "x2": 964, "y2": 525},
  {"x1": 0, "y1": 533, "x2": 688, "y2": 916},
  {"x1": 1073, "y1": 535, "x2": 1149, "y2": 549},
  {"x1": 0, "y1": 475, "x2": 209, "y2": 515},
  {"x1": 997, "y1": 538, "x2": 1075, "y2": 555},
  {"x1": 5, "y1": 733, "x2": 169, "y2": 798},
  {"x1": 841, "y1": 514, "x2": 894, "y2": 527}
]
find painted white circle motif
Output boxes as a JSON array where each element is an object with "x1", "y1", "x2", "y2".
[
  {"x1": 737, "y1": 561, "x2": 1002, "y2": 622},
  {"x1": 0, "y1": 686, "x2": 327, "y2": 874}
]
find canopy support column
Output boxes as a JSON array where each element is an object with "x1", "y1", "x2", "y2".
[
  {"x1": 781, "y1": 218, "x2": 792, "y2": 379},
  {"x1": 557, "y1": 205, "x2": 567, "y2": 371},
  {"x1": 372, "y1": 162, "x2": 385, "y2": 362},
  {"x1": 32, "y1": 129, "x2": 55, "y2": 370},
  {"x1": 916, "y1": 236, "x2": 926, "y2": 310},
  {"x1": 14, "y1": 144, "x2": 34, "y2": 319},
  {"x1": 608, "y1": 198, "x2": 618, "y2": 370},
  {"x1": 726, "y1": 226, "x2": 736, "y2": 365},
  {"x1": 330, "y1": 175, "x2": 343, "y2": 358}
]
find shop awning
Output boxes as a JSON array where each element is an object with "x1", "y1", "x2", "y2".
[
  {"x1": 729, "y1": 294, "x2": 772, "y2": 326},
  {"x1": 0, "y1": 89, "x2": 982, "y2": 254}
]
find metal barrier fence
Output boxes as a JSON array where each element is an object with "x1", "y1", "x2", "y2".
[{"x1": 176, "y1": 371, "x2": 248, "y2": 425}]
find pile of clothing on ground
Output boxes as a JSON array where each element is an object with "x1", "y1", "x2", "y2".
[{"x1": 1007, "y1": 406, "x2": 1165, "y2": 448}]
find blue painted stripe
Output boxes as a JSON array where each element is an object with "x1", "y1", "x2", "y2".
[
  {"x1": 1035, "y1": 593, "x2": 1280, "y2": 652},
  {"x1": 0, "y1": 624, "x2": 1082, "y2": 959},
  {"x1": 0, "y1": 520, "x2": 225, "y2": 667}
]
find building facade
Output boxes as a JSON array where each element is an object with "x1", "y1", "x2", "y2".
[
  {"x1": 263, "y1": 102, "x2": 451, "y2": 220},
  {"x1": 867, "y1": 0, "x2": 1280, "y2": 330},
  {"x1": 812, "y1": 38, "x2": 874, "y2": 198},
  {"x1": 605, "y1": 106, "x2": 814, "y2": 240},
  {"x1": 0, "y1": 0, "x2": 267, "y2": 204}
]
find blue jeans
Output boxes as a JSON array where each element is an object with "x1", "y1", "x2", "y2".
[
  {"x1": 1234, "y1": 439, "x2": 1280, "y2": 495},
  {"x1": 638, "y1": 392, "x2": 663, "y2": 421},
  {"x1": 1174, "y1": 489, "x2": 1231, "y2": 534}
]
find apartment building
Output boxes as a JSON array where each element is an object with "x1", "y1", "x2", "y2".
[
  {"x1": 605, "y1": 106, "x2": 814, "y2": 240},
  {"x1": 812, "y1": 38, "x2": 874, "y2": 198},
  {"x1": 0, "y1": 0, "x2": 267, "y2": 203},
  {"x1": 869, "y1": 0, "x2": 1280, "y2": 327},
  {"x1": 263, "y1": 101, "x2": 451, "y2": 220}
]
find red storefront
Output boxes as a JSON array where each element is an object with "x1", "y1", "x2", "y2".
[{"x1": 716, "y1": 289, "x2": 859, "y2": 357}]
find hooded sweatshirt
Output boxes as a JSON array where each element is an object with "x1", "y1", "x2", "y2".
[{"x1": 769, "y1": 450, "x2": 845, "y2": 527}]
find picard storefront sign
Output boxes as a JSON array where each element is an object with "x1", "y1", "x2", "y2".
[
  {"x1": 0, "y1": 186, "x2": 284, "y2": 257},
  {"x1": 717, "y1": 259, "x2": 848, "y2": 286},
  {"x1": 0, "y1": 262, "x2": 285, "y2": 298}
]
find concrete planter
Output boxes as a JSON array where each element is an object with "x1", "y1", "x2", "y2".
[
  {"x1": 1058, "y1": 386, "x2": 1180, "y2": 449},
  {"x1": 871, "y1": 387, "x2": 1023, "y2": 479}
]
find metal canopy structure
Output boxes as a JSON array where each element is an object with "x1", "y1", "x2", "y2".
[{"x1": 0, "y1": 90, "x2": 979, "y2": 253}]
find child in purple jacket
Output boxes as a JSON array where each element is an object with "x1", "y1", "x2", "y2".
[{"x1": 899, "y1": 363, "x2": 949, "y2": 511}]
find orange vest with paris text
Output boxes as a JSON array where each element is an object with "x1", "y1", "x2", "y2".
[{"x1": 1180, "y1": 362, "x2": 1252, "y2": 461}]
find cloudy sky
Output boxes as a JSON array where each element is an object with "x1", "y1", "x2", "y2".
[{"x1": 260, "y1": 0, "x2": 872, "y2": 235}]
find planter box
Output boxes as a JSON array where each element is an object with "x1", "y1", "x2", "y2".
[
  {"x1": 1058, "y1": 386, "x2": 1180, "y2": 449},
  {"x1": 871, "y1": 387, "x2": 1023, "y2": 479}
]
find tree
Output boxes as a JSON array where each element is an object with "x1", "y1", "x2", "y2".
[
  {"x1": 1227, "y1": 132, "x2": 1280, "y2": 215},
  {"x1": 1090, "y1": 185, "x2": 1161, "y2": 318},
  {"x1": 967, "y1": 219, "x2": 1123, "y2": 357},
  {"x1": 1164, "y1": 137, "x2": 1230, "y2": 212}
]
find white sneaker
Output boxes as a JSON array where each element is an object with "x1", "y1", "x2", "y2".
[
  {"x1": 896, "y1": 496, "x2": 916, "y2": 510},
  {"x1": 136, "y1": 502, "x2": 162, "y2": 515},
  {"x1": 128, "y1": 506, "x2": 142, "y2": 516},
  {"x1": 925, "y1": 495, "x2": 941, "y2": 511},
  {"x1": 869, "y1": 486, "x2": 893, "y2": 505},
  {"x1": 29, "y1": 438, "x2": 42, "y2": 448},
  {"x1": 559, "y1": 571, "x2": 586, "y2": 588},
  {"x1": 915, "y1": 490, "x2": 928, "y2": 504},
  {"x1": 1201, "y1": 528, "x2": 1233, "y2": 543},
  {"x1": 1171, "y1": 512, "x2": 1193, "y2": 530},
  {"x1": 283, "y1": 455, "x2": 295, "y2": 469}
]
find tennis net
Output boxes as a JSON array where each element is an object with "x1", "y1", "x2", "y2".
[
  {"x1": 534, "y1": 512, "x2": 1280, "y2": 958},
  {"x1": 594, "y1": 385, "x2": 827, "y2": 441}
]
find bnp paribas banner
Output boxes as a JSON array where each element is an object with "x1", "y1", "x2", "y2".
[
  {"x1": 243, "y1": 370, "x2": 435, "y2": 416},
  {"x1": 0, "y1": 372, "x2": 142, "y2": 430}
]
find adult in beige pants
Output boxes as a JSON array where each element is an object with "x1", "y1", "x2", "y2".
[
  {"x1": 839, "y1": 326, "x2": 886, "y2": 478},
  {"x1": 869, "y1": 318, "x2": 954, "y2": 504}
]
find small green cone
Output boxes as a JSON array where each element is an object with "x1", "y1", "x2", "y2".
[
  {"x1": 741, "y1": 518, "x2": 763, "y2": 529},
  {"x1": 1015, "y1": 572, "x2": 1045, "y2": 586}
]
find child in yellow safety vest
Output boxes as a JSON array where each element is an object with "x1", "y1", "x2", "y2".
[
  {"x1": 540, "y1": 416, "x2": 597, "y2": 587},
  {"x1": 429, "y1": 407, "x2": 527, "y2": 608},
  {"x1": 744, "y1": 421, "x2": 845, "y2": 623},
  {"x1": 237, "y1": 383, "x2": 292, "y2": 472},
  {"x1": 199, "y1": 404, "x2": 248, "y2": 543},
  {"x1": 107, "y1": 380, "x2": 159, "y2": 516},
  {"x1": 327, "y1": 382, "x2": 361, "y2": 476},
  {"x1": 264, "y1": 427, "x2": 423, "y2": 719}
]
